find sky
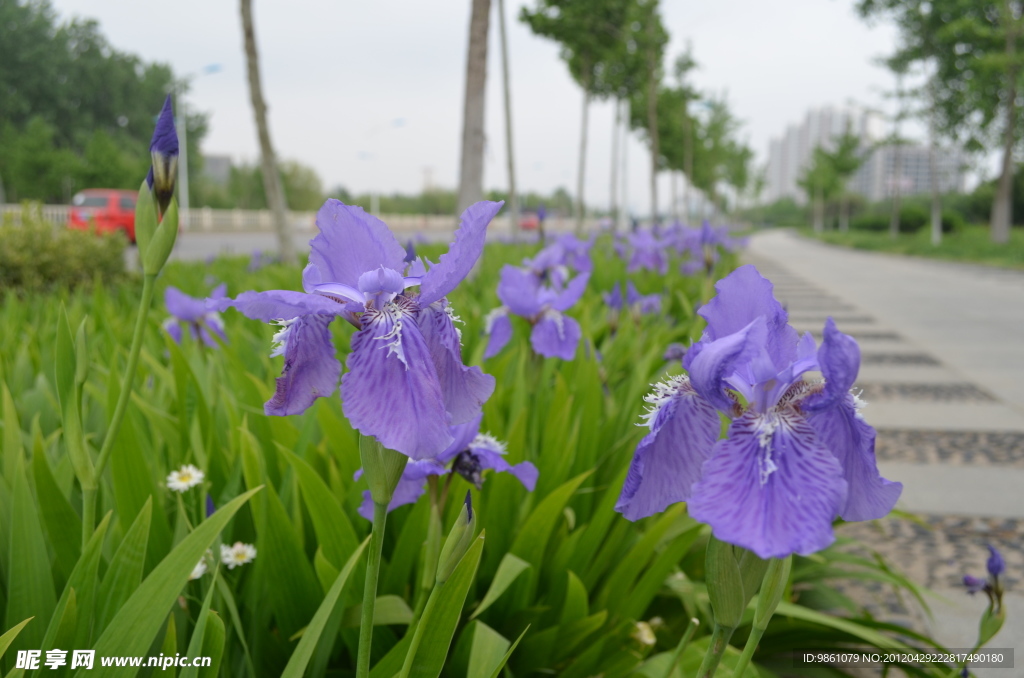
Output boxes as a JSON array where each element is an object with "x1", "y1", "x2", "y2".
[{"x1": 48, "y1": 0, "x2": 907, "y2": 214}]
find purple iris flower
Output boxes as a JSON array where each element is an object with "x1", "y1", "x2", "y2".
[
  {"x1": 210, "y1": 199, "x2": 503, "y2": 460},
  {"x1": 603, "y1": 284, "x2": 624, "y2": 311},
  {"x1": 961, "y1": 544, "x2": 1005, "y2": 611},
  {"x1": 484, "y1": 264, "x2": 589, "y2": 361},
  {"x1": 963, "y1": 575, "x2": 988, "y2": 595},
  {"x1": 356, "y1": 413, "x2": 538, "y2": 519},
  {"x1": 616, "y1": 265, "x2": 902, "y2": 559},
  {"x1": 147, "y1": 95, "x2": 179, "y2": 214},
  {"x1": 626, "y1": 229, "x2": 669, "y2": 274},
  {"x1": 663, "y1": 343, "x2": 687, "y2": 363},
  {"x1": 987, "y1": 544, "x2": 1005, "y2": 578},
  {"x1": 553, "y1": 233, "x2": 594, "y2": 273},
  {"x1": 248, "y1": 249, "x2": 267, "y2": 272},
  {"x1": 164, "y1": 284, "x2": 228, "y2": 348},
  {"x1": 604, "y1": 282, "x2": 661, "y2": 315}
]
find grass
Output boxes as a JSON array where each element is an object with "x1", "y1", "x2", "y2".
[{"x1": 801, "y1": 224, "x2": 1024, "y2": 270}]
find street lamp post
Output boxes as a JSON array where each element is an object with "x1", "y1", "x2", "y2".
[{"x1": 172, "y1": 64, "x2": 221, "y2": 229}]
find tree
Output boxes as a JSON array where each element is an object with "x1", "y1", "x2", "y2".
[
  {"x1": 240, "y1": 0, "x2": 294, "y2": 263},
  {"x1": 0, "y1": 0, "x2": 195, "y2": 201},
  {"x1": 672, "y1": 49, "x2": 699, "y2": 223},
  {"x1": 650, "y1": 90, "x2": 751, "y2": 222},
  {"x1": 456, "y1": 0, "x2": 492, "y2": 222},
  {"x1": 521, "y1": 0, "x2": 636, "y2": 230},
  {"x1": 798, "y1": 147, "x2": 840, "y2": 233},
  {"x1": 496, "y1": 0, "x2": 519, "y2": 233},
  {"x1": 858, "y1": 0, "x2": 1024, "y2": 243},
  {"x1": 823, "y1": 130, "x2": 863, "y2": 232},
  {"x1": 641, "y1": 0, "x2": 667, "y2": 223}
]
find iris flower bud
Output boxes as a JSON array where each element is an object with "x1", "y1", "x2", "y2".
[
  {"x1": 987, "y1": 545, "x2": 1005, "y2": 579},
  {"x1": 147, "y1": 95, "x2": 179, "y2": 215},
  {"x1": 436, "y1": 492, "x2": 477, "y2": 585}
]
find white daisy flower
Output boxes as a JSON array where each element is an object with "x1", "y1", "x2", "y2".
[
  {"x1": 167, "y1": 464, "x2": 205, "y2": 492},
  {"x1": 220, "y1": 542, "x2": 257, "y2": 569},
  {"x1": 189, "y1": 558, "x2": 208, "y2": 580}
]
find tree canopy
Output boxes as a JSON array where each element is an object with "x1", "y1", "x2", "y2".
[{"x1": 0, "y1": 0, "x2": 203, "y2": 202}]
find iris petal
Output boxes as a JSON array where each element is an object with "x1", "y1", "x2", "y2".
[
  {"x1": 211, "y1": 289, "x2": 343, "y2": 322},
  {"x1": 530, "y1": 311, "x2": 581, "y2": 360},
  {"x1": 804, "y1": 317, "x2": 860, "y2": 412},
  {"x1": 549, "y1": 272, "x2": 590, "y2": 312},
  {"x1": 437, "y1": 414, "x2": 483, "y2": 464},
  {"x1": 265, "y1": 315, "x2": 342, "y2": 416},
  {"x1": 804, "y1": 393, "x2": 902, "y2": 521},
  {"x1": 342, "y1": 302, "x2": 453, "y2": 459},
  {"x1": 418, "y1": 201, "x2": 503, "y2": 306},
  {"x1": 484, "y1": 310, "x2": 513, "y2": 359},
  {"x1": 473, "y1": 447, "x2": 538, "y2": 491},
  {"x1": 166, "y1": 286, "x2": 207, "y2": 321},
  {"x1": 688, "y1": 317, "x2": 766, "y2": 411},
  {"x1": 616, "y1": 376, "x2": 720, "y2": 521},
  {"x1": 687, "y1": 410, "x2": 848, "y2": 559},
  {"x1": 417, "y1": 301, "x2": 495, "y2": 425},
  {"x1": 309, "y1": 200, "x2": 407, "y2": 289},
  {"x1": 497, "y1": 265, "x2": 544, "y2": 317},
  {"x1": 698, "y1": 265, "x2": 799, "y2": 372}
]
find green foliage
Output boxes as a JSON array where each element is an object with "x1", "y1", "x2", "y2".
[
  {"x1": 756, "y1": 198, "x2": 808, "y2": 227},
  {"x1": 857, "y1": 0, "x2": 1021, "y2": 150},
  {"x1": 850, "y1": 205, "x2": 960, "y2": 234},
  {"x1": 810, "y1": 222, "x2": 1024, "y2": 268},
  {"x1": 798, "y1": 147, "x2": 842, "y2": 202},
  {"x1": 0, "y1": 206, "x2": 127, "y2": 292},
  {"x1": 646, "y1": 84, "x2": 754, "y2": 211},
  {"x1": 195, "y1": 161, "x2": 326, "y2": 211},
  {"x1": 0, "y1": 0, "x2": 204, "y2": 202},
  {"x1": 519, "y1": 0, "x2": 643, "y2": 96},
  {"x1": 0, "y1": 235, "x2": 956, "y2": 677}
]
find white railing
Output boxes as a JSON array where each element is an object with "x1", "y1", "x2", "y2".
[{"x1": 1, "y1": 203, "x2": 589, "y2": 238}]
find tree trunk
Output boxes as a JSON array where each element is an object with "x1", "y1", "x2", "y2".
[
  {"x1": 621, "y1": 99, "x2": 629, "y2": 231},
  {"x1": 840, "y1": 191, "x2": 850, "y2": 233},
  {"x1": 610, "y1": 97, "x2": 620, "y2": 231},
  {"x1": 813, "y1": 185, "x2": 824, "y2": 233},
  {"x1": 575, "y1": 83, "x2": 590, "y2": 234},
  {"x1": 497, "y1": 0, "x2": 518, "y2": 238},
  {"x1": 670, "y1": 171, "x2": 678, "y2": 224},
  {"x1": 647, "y1": 22, "x2": 660, "y2": 225},
  {"x1": 929, "y1": 99, "x2": 942, "y2": 246},
  {"x1": 889, "y1": 142, "x2": 902, "y2": 239},
  {"x1": 683, "y1": 103, "x2": 693, "y2": 225},
  {"x1": 992, "y1": 0, "x2": 1017, "y2": 244},
  {"x1": 240, "y1": 0, "x2": 293, "y2": 264},
  {"x1": 456, "y1": 0, "x2": 492, "y2": 221}
]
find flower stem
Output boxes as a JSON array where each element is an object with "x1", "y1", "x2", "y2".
[
  {"x1": 84, "y1": 272, "x2": 156, "y2": 546},
  {"x1": 696, "y1": 623, "x2": 735, "y2": 678},
  {"x1": 398, "y1": 583, "x2": 441, "y2": 678},
  {"x1": 81, "y1": 486, "x2": 96, "y2": 551},
  {"x1": 659, "y1": 617, "x2": 699, "y2": 678},
  {"x1": 356, "y1": 500, "x2": 389, "y2": 678},
  {"x1": 730, "y1": 625, "x2": 764, "y2": 678}
]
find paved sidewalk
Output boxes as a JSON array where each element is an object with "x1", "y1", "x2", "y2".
[{"x1": 744, "y1": 230, "x2": 1023, "y2": 663}]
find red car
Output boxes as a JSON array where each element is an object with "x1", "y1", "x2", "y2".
[{"x1": 68, "y1": 189, "x2": 138, "y2": 242}]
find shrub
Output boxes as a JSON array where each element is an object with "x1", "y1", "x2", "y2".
[
  {"x1": 850, "y1": 204, "x2": 962, "y2": 234},
  {"x1": 0, "y1": 206, "x2": 127, "y2": 292},
  {"x1": 850, "y1": 213, "x2": 889, "y2": 232}
]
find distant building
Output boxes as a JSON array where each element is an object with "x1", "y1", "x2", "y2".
[
  {"x1": 850, "y1": 144, "x2": 966, "y2": 202},
  {"x1": 202, "y1": 154, "x2": 232, "y2": 185},
  {"x1": 766, "y1": 106, "x2": 965, "y2": 204}
]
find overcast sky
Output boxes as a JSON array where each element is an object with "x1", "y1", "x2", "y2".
[{"x1": 49, "y1": 0, "x2": 906, "y2": 213}]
